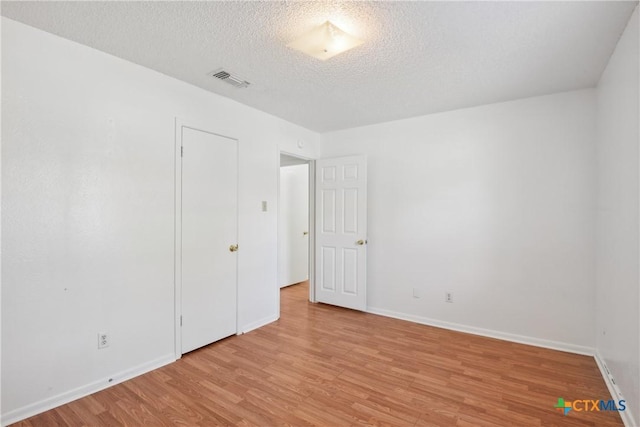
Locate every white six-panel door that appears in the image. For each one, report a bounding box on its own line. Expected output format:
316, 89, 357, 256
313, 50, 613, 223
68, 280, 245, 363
315, 155, 367, 311
180, 126, 238, 354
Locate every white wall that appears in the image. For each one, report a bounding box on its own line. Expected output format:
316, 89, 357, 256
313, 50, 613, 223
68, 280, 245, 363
595, 6, 639, 425
1, 17, 320, 424
321, 89, 597, 351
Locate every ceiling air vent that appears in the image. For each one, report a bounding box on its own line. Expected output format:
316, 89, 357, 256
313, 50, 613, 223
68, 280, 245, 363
208, 68, 250, 89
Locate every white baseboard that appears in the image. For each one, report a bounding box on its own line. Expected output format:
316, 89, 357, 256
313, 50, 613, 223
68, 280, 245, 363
366, 306, 595, 356
594, 352, 637, 427
1, 354, 175, 427
239, 314, 279, 334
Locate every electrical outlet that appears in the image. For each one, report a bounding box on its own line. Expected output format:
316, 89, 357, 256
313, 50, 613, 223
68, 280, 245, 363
98, 332, 109, 349
445, 292, 453, 303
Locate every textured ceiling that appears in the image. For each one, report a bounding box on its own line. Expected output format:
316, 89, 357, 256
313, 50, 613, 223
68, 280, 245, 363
2, 1, 637, 132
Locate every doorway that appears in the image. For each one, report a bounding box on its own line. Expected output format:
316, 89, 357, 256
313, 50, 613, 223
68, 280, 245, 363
279, 158, 309, 288
277, 153, 368, 316
278, 153, 314, 313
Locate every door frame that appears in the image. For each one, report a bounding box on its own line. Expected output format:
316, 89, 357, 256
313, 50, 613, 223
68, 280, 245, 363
277, 150, 316, 319
174, 117, 239, 360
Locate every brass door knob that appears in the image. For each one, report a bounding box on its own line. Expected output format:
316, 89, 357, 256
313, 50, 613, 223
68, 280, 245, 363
356, 239, 367, 246
303, 231, 309, 236
229, 244, 239, 252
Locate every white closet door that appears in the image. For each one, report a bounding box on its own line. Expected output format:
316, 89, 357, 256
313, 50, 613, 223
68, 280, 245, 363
181, 126, 237, 354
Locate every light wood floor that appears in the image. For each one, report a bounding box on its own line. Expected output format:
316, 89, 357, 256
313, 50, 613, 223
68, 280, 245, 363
15, 282, 622, 426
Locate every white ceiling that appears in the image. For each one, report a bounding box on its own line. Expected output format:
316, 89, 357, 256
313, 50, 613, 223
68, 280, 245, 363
2, 1, 637, 132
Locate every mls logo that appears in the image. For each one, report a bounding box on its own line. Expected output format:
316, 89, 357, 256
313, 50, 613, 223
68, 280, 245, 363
554, 398, 572, 415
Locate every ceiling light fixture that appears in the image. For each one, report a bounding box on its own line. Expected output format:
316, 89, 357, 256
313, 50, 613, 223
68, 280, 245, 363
287, 21, 363, 61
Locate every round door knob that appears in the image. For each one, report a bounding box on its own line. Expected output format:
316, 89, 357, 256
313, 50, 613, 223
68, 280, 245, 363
229, 244, 239, 252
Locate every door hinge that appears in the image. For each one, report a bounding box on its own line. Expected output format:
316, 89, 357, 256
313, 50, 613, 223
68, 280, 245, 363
181, 146, 183, 157
180, 315, 183, 326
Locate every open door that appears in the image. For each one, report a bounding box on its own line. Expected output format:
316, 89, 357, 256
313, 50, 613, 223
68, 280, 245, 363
315, 155, 367, 311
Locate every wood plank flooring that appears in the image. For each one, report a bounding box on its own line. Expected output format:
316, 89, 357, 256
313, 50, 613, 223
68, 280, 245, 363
14, 282, 623, 426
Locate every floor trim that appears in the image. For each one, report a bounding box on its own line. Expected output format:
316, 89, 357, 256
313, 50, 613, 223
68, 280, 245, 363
1, 354, 175, 427
367, 306, 595, 356
239, 314, 279, 334
594, 351, 636, 427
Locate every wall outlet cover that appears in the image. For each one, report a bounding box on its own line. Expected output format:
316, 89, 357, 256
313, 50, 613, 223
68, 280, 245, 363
98, 332, 109, 349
